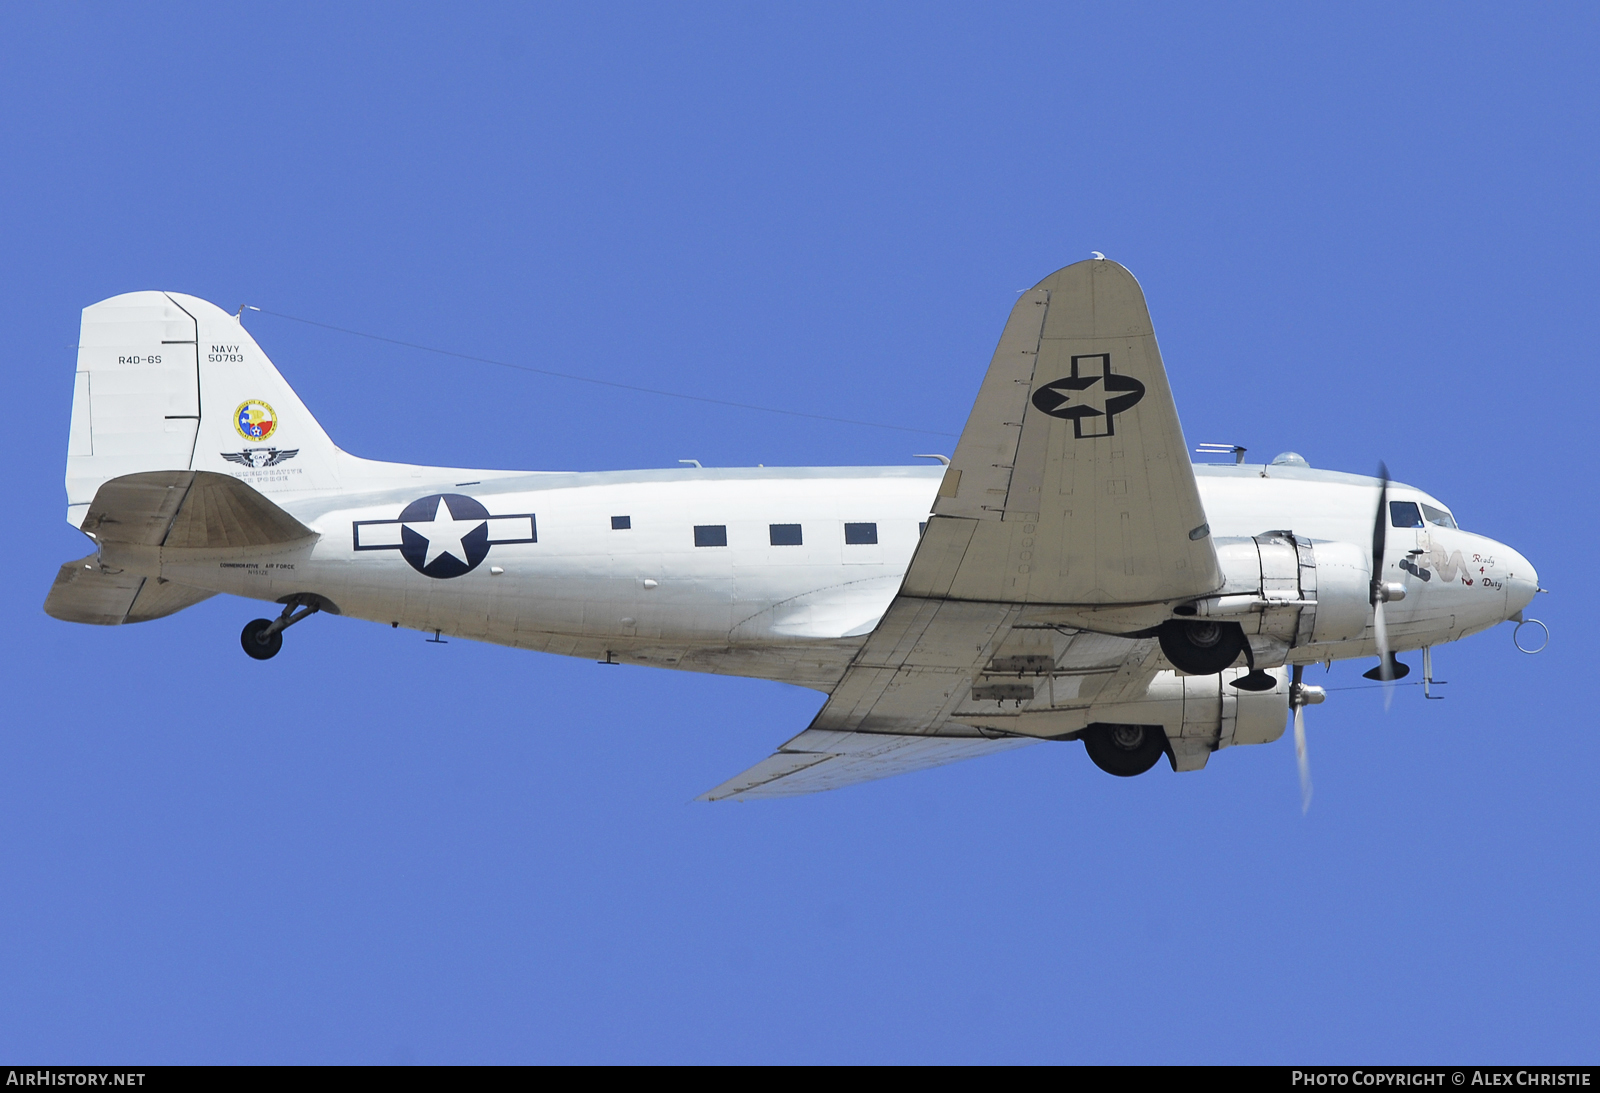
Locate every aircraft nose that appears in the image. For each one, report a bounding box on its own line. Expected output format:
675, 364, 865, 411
1503, 545, 1539, 618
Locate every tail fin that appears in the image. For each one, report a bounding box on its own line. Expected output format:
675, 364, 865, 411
66, 291, 341, 528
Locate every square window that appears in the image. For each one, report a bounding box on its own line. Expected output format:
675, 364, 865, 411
769, 523, 802, 546
1389, 501, 1424, 529
844, 522, 878, 545
611, 515, 631, 530
693, 524, 728, 547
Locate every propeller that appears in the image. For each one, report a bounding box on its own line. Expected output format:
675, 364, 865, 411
1371, 462, 1391, 682
1362, 461, 1410, 689
1290, 663, 1326, 814
1288, 460, 1389, 810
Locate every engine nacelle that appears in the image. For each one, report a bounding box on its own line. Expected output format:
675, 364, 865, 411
1090, 666, 1291, 770
1186, 533, 1370, 662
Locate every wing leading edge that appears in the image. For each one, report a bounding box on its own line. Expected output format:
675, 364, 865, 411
704, 259, 1218, 801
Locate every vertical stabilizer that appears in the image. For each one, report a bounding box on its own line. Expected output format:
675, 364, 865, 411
66, 292, 342, 528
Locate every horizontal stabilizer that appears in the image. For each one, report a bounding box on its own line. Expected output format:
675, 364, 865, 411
45, 555, 215, 626
81, 470, 314, 548
698, 728, 1036, 801
47, 470, 316, 627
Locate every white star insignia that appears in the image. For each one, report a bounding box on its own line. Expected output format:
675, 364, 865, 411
1044, 376, 1120, 416
404, 495, 486, 568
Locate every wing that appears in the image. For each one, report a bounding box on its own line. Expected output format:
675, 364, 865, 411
264, 449, 299, 467
698, 728, 1036, 801
702, 259, 1213, 800
701, 596, 1163, 800
929, 257, 1222, 609
221, 451, 251, 466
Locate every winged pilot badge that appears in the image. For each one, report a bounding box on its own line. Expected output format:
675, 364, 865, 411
221, 447, 300, 469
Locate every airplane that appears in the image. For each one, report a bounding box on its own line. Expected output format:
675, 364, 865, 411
45, 258, 1541, 802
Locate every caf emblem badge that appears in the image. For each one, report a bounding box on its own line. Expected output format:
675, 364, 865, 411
234, 399, 278, 442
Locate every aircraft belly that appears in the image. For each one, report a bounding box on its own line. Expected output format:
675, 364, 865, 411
730, 566, 901, 641
314, 559, 866, 681
218, 527, 877, 669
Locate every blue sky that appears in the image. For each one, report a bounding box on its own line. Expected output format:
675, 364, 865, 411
1, 4, 1593, 1063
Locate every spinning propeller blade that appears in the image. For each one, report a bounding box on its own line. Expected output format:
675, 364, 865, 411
1292, 664, 1312, 814
1370, 462, 1394, 687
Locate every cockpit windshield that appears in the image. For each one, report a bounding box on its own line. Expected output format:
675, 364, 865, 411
1391, 500, 1458, 529
1421, 503, 1457, 529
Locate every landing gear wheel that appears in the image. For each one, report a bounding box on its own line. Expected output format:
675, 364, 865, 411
240, 618, 283, 660
1158, 619, 1245, 675
1082, 723, 1167, 777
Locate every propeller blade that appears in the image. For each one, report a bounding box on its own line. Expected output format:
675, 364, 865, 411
1370, 461, 1394, 687
1371, 460, 1389, 591
1375, 598, 1396, 708
1374, 597, 1390, 679
1291, 665, 1312, 813
1295, 705, 1311, 813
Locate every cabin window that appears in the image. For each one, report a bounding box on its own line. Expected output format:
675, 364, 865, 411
694, 525, 728, 547
1389, 501, 1424, 529
1420, 503, 1457, 529
844, 522, 878, 545
769, 523, 802, 546
611, 515, 631, 530
919, 522, 927, 536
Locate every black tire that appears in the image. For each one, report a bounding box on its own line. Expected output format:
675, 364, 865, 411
1082, 723, 1167, 777
240, 618, 283, 660
1158, 619, 1245, 675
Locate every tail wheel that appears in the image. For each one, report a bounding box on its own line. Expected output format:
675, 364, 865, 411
1082, 723, 1167, 777
1158, 619, 1245, 675
240, 618, 283, 660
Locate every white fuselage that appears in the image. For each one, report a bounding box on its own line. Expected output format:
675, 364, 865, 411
151, 458, 1538, 689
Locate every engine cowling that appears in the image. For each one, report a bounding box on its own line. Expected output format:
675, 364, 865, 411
1088, 665, 1291, 770
1184, 533, 1370, 662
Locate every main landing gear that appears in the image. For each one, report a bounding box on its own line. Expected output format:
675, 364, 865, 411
240, 595, 325, 660
1157, 619, 1244, 675
1082, 723, 1168, 777
1157, 618, 1279, 691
